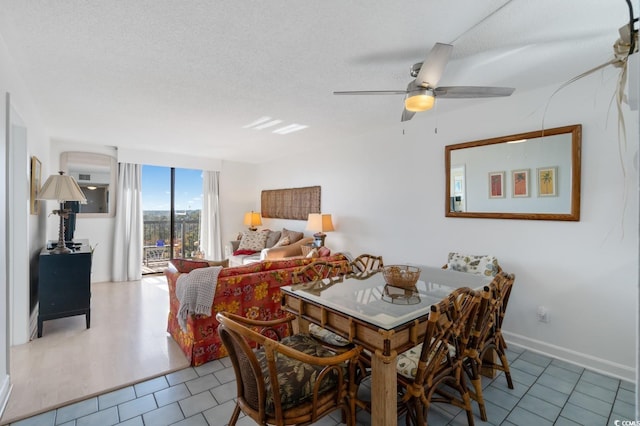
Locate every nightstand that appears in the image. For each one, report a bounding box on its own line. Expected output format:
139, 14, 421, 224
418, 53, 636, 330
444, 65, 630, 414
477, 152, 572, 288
37, 239, 92, 337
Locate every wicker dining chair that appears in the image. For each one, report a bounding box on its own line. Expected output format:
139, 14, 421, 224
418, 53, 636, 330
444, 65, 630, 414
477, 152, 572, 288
291, 260, 342, 284
355, 287, 480, 426
459, 285, 495, 421
349, 254, 384, 274
291, 261, 353, 348
216, 311, 362, 426
479, 271, 516, 389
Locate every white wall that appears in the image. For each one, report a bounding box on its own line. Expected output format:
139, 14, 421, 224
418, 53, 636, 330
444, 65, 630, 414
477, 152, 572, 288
219, 160, 260, 244
255, 69, 639, 381
0, 33, 51, 415
1, 37, 49, 348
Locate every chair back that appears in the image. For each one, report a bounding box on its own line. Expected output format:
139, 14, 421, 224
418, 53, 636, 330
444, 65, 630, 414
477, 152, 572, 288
349, 254, 384, 274
217, 311, 360, 426
291, 260, 341, 284
482, 271, 516, 391
413, 287, 480, 386
446, 287, 481, 360
466, 286, 495, 356
490, 272, 515, 332
217, 313, 271, 421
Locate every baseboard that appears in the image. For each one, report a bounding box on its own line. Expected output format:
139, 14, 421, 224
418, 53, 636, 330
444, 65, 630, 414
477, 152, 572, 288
503, 331, 636, 382
0, 375, 12, 420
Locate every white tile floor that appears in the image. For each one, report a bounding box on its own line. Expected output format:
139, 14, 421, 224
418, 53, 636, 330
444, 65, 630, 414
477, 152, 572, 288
1, 276, 189, 424
9, 345, 636, 426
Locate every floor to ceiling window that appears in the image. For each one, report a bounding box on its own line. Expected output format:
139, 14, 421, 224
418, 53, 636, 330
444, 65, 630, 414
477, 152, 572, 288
141, 165, 203, 273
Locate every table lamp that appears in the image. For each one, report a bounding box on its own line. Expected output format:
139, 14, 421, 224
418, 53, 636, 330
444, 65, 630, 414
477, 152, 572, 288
243, 211, 262, 231
38, 171, 87, 254
306, 213, 335, 247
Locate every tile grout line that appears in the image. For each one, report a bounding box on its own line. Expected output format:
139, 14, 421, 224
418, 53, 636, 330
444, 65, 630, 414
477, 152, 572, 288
10, 348, 631, 426
494, 350, 527, 426
493, 350, 578, 425
519, 361, 580, 426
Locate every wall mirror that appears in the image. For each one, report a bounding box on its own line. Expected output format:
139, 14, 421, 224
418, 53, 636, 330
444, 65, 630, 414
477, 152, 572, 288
445, 124, 581, 221
60, 152, 117, 217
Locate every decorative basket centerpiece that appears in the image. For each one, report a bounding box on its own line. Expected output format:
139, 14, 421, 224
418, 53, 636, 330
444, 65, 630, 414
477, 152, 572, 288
382, 265, 421, 289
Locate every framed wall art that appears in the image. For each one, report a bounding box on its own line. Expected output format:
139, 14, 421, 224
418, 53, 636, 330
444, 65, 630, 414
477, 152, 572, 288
30, 156, 42, 215
261, 185, 321, 220
537, 166, 558, 197
488, 171, 505, 198
512, 169, 530, 198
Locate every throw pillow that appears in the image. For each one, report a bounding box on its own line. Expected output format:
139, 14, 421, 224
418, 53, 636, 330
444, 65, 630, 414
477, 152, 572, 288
265, 230, 282, 248
281, 228, 304, 244
233, 249, 257, 256
318, 246, 331, 257
446, 252, 499, 277
300, 244, 315, 257
272, 236, 290, 248
207, 259, 229, 268
305, 248, 319, 258
237, 230, 269, 251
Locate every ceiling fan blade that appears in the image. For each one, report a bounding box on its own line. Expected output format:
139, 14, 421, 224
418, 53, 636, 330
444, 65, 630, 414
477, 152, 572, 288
333, 90, 408, 95
401, 108, 416, 122
433, 86, 515, 98
415, 43, 453, 88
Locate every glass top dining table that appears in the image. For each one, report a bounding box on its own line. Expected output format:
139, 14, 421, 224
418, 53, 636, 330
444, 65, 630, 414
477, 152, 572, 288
280, 265, 493, 426
282, 265, 492, 330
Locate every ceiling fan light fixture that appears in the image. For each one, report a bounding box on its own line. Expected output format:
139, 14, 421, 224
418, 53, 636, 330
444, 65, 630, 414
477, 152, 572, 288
404, 89, 434, 112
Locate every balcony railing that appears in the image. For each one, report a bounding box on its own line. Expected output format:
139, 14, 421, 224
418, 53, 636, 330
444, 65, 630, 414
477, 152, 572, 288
143, 219, 200, 270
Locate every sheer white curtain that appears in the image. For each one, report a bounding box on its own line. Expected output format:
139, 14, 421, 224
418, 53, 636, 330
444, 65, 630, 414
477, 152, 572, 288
112, 163, 143, 281
200, 170, 223, 260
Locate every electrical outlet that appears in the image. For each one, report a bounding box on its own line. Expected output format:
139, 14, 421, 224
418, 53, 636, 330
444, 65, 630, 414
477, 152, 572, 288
537, 306, 549, 323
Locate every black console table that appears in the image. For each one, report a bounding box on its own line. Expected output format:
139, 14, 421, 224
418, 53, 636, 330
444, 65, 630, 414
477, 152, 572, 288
38, 239, 92, 337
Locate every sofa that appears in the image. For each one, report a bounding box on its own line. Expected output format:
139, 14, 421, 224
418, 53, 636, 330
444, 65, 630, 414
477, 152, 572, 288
165, 253, 350, 366
226, 228, 318, 267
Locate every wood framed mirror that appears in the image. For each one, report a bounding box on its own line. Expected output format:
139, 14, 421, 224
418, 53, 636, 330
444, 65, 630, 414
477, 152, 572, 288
445, 124, 581, 221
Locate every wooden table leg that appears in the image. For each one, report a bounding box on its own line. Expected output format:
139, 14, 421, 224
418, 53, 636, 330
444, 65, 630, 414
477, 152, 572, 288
293, 316, 309, 334
481, 349, 497, 378
371, 349, 398, 426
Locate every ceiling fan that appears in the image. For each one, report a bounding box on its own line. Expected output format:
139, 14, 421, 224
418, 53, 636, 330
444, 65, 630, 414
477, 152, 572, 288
334, 42, 515, 122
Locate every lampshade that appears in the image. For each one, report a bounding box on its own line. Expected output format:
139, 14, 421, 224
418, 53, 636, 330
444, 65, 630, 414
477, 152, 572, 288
38, 171, 87, 203
243, 211, 262, 230
306, 213, 335, 233
404, 89, 435, 112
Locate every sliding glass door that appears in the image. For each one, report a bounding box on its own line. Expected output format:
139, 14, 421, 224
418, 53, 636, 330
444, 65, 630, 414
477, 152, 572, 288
141, 165, 202, 273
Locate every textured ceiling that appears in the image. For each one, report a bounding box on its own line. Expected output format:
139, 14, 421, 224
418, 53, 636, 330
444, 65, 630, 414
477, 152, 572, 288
0, 0, 634, 163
